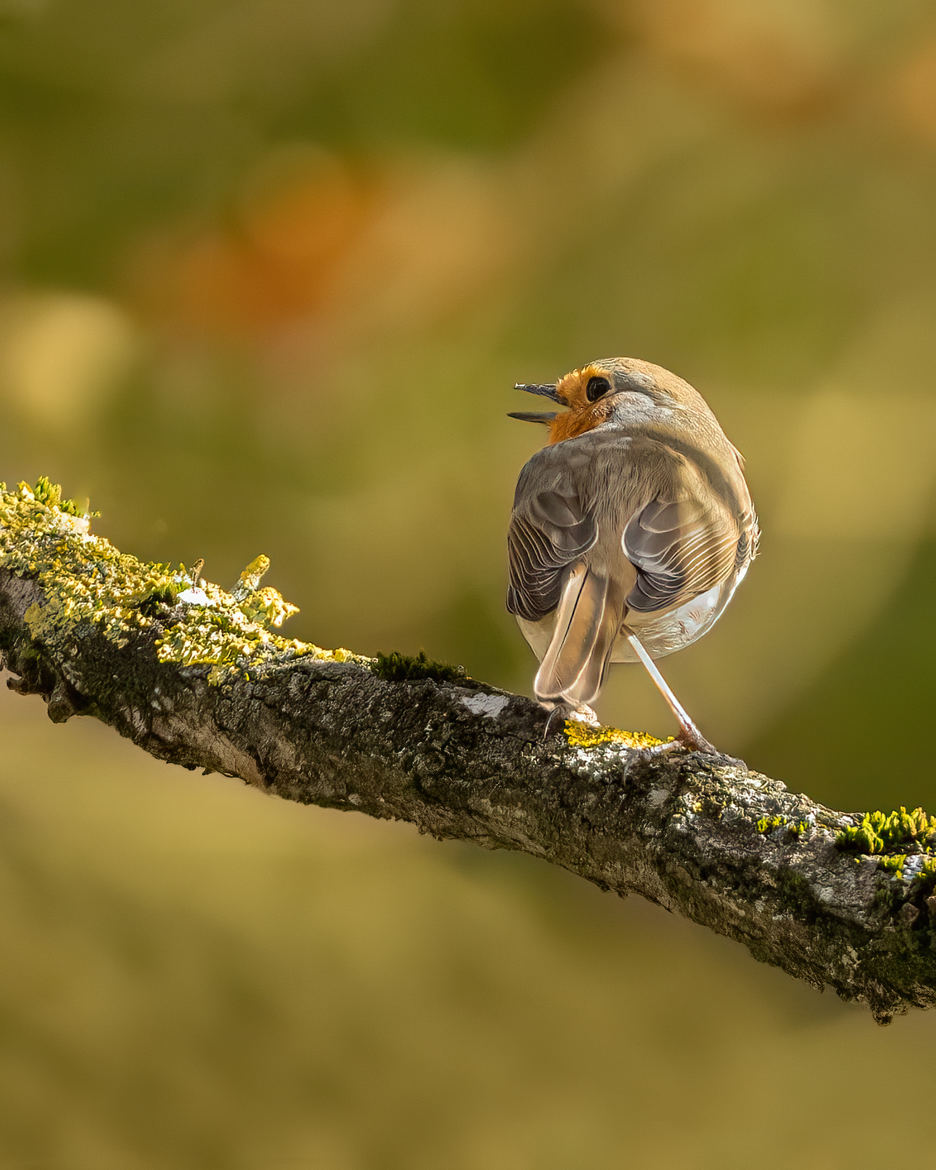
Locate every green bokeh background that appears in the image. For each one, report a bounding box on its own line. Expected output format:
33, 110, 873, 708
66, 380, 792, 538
2, 1, 936, 1165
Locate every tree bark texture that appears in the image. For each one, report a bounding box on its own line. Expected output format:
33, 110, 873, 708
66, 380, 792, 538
2, 480, 935, 1025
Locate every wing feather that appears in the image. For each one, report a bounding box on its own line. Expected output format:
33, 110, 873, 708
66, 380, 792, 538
623, 492, 743, 614
506, 451, 598, 623
508, 434, 757, 626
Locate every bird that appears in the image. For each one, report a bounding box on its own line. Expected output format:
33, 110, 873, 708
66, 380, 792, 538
506, 357, 758, 752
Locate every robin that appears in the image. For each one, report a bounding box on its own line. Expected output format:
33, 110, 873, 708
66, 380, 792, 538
507, 357, 758, 752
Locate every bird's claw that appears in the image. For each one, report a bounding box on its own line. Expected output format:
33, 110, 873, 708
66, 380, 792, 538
642, 727, 719, 756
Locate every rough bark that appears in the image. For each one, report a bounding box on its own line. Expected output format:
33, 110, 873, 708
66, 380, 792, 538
2, 482, 935, 1025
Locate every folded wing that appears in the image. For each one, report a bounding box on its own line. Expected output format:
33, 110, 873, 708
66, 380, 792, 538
623, 455, 755, 614
506, 450, 598, 623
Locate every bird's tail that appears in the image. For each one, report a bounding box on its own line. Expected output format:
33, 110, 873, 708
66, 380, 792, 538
534, 564, 627, 710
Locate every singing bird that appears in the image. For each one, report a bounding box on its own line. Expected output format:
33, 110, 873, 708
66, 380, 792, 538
506, 357, 758, 751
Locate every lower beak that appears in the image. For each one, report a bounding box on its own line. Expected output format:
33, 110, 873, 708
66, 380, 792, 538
507, 411, 556, 425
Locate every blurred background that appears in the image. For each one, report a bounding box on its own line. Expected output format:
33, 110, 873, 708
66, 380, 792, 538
2, 0, 936, 1165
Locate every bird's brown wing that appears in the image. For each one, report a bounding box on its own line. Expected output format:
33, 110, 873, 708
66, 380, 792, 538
506, 446, 597, 622
623, 491, 745, 614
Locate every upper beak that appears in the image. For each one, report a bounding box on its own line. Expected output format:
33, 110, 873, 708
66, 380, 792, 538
508, 382, 561, 424
514, 382, 562, 403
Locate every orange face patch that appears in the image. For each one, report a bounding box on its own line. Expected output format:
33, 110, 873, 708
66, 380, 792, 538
547, 365, 612, 444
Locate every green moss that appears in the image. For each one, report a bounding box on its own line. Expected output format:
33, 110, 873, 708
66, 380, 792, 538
835, 807, 936, 856
835, 807, 936, 901
30, 475, 95, 518
371, 650, 466, 685
777, 868, 819, 924
138, 585, 180, 617
0, 478, 365, 685
876, 854, 936, 884
756, 814, 809, 840
877, 855, 909, 881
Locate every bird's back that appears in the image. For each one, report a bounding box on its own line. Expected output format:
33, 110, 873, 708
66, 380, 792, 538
508, 413, 756, 705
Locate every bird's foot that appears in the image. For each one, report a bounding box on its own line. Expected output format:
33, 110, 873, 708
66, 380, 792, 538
541, 702, 599, 739
565, 703, 599, 725
642, 725, 719, 756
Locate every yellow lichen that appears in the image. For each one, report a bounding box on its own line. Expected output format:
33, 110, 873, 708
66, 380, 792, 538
235, 585, 300, 628
563, 722, 666, 751
233, 554, 271, 597
0, 478, 369, 684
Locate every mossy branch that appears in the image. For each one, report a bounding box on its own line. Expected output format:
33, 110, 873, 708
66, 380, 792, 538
2, 479, 936, 1025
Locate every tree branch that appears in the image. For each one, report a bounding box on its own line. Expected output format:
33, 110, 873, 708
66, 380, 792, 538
2, 478, 935, 1025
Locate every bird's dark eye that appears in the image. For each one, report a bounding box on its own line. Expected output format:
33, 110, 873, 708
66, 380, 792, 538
585, 375, 611, 402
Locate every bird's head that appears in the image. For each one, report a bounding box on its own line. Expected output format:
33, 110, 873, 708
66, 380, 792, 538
510, 357, 711, 444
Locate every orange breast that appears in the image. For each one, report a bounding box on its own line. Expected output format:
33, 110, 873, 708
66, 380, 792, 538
548, 401, 609, 444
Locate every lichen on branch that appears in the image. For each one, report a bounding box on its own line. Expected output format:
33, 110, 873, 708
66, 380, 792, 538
3, 477, 936, 1025
0, 477, 360, 683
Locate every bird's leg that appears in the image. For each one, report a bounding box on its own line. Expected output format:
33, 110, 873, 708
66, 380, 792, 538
622, 629, 716, 753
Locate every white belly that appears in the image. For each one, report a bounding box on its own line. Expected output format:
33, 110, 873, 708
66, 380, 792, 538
611, 578, 735, 659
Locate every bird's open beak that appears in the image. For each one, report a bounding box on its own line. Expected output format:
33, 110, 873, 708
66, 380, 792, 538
508, 382, 561, 424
